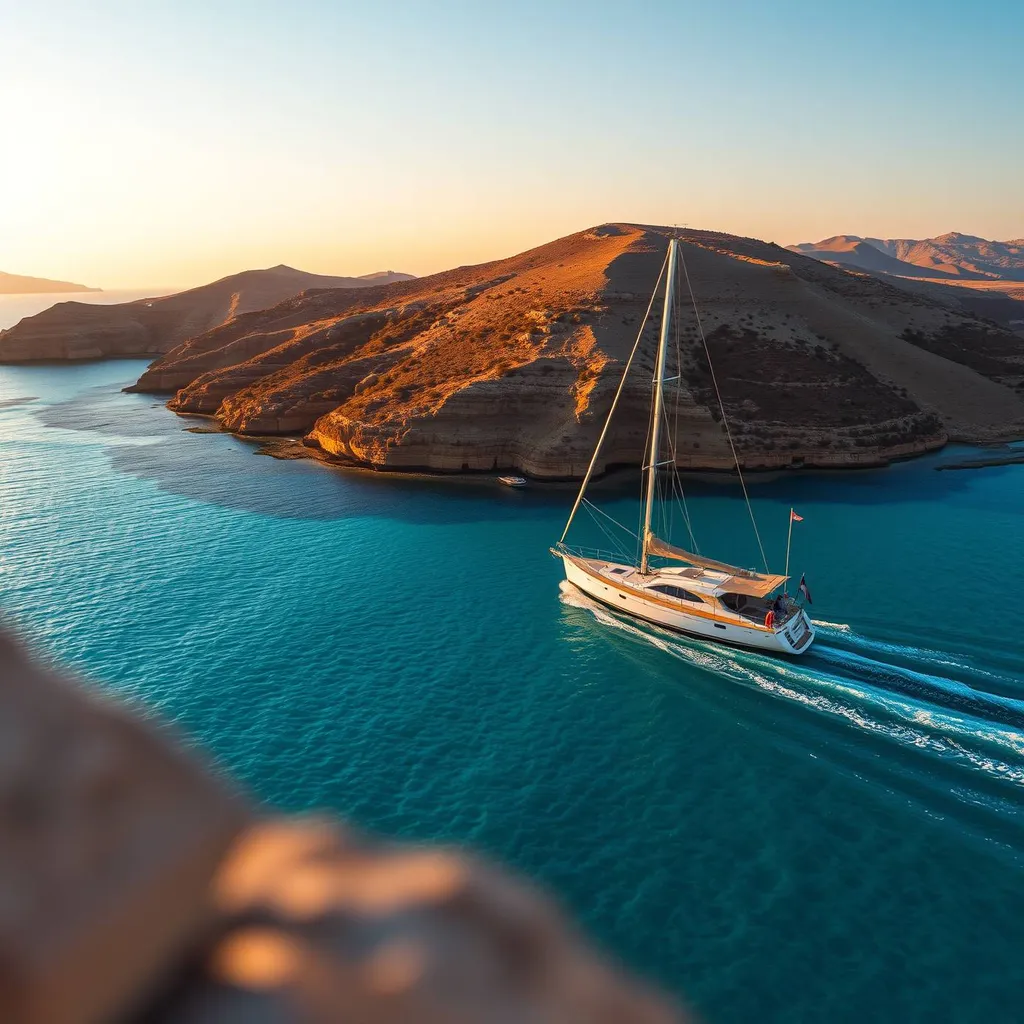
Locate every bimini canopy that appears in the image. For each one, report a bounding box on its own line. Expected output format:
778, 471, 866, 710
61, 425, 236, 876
720, 573, 789, 598
645, 532, 787, 598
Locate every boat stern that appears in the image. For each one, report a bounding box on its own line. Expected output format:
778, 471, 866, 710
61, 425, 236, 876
777, 609, 815, 654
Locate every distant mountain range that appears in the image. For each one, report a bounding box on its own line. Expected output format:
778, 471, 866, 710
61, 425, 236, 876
357, 270, 417, 283
787, 233, 1024, 332
0, 271, 99, 295
0, 265, 415, 361
787, 232, 1024, 282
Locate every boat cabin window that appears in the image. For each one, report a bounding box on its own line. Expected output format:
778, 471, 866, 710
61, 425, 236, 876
648, 584, 705, 603
609, 567, 629, 575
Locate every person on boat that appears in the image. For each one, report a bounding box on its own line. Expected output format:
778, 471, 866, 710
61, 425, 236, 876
772, 594, 787, 620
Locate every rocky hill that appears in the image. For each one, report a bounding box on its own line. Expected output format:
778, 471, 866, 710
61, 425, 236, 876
789, 233, 1024, 282
874, 233, 1024, 281
0, 270, 98, 294
788, 233, 1024, 332
358, 270, 417, 283
0, 266, 414, 361
126, 224, 1024, 478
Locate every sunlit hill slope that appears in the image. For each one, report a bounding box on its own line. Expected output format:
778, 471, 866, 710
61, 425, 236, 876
117, 224, 1024, 476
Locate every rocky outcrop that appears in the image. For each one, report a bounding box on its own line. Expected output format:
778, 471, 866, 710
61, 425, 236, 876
159, 817, 680, 1023
123, 224, 1024, 477
0, 630, 683, 1024
0, 266, 414, 363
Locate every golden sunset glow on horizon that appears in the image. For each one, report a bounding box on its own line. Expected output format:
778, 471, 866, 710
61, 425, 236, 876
2, 1, 1022, 290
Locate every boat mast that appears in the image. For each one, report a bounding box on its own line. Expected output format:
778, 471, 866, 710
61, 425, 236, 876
640, 237, 678, 575
556, 250, 670, 547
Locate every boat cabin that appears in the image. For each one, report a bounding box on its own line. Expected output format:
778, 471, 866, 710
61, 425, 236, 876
598, 561, 795, 627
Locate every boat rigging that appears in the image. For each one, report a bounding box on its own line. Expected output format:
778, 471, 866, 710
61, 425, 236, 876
552, 235, 815, 656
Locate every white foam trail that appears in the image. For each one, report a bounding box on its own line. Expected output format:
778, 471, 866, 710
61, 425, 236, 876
749, 642, 1024, 754
789, 656, 1024, 759
559, 582, 742, 676
812, 619, 852, 632
559, 581, 1024, 786
817, 636, 1023, 695
558, 579, 603, 612
814, 617, 1019, 688
816, 644, 1022, 704
820, 623, 960, 664
719, 653, 1024, 784
559, 581, 710, 665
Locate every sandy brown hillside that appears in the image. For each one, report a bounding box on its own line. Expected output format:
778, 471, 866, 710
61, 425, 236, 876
0, 266, 414, 362
0, 270, 98, 294
127, 224, 1024, 478
858, 276, 1024, 336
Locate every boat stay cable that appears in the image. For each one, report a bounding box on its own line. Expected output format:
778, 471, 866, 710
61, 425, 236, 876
557, 249, 670, 546
676, 242, 770, 574
559, 234, 771, 579
639, 238, 678, 574
582, 497, 638, 539
581, 499, 635, 561
668, 255, 700, 553
644, 246, 699, 555
661, 389, 699, 552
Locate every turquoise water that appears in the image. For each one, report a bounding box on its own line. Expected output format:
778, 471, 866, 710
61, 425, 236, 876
2, 361, 1024, 1022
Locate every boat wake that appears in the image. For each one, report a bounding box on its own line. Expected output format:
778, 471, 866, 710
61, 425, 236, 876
559, 581, 1024, 797
811, 618, 852, 633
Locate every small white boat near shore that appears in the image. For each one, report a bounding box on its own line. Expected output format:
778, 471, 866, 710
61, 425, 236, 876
498, 475, 527, 488
552, 236, 815, 657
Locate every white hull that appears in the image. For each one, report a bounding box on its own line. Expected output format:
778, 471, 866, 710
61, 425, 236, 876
561, 554, 815, 656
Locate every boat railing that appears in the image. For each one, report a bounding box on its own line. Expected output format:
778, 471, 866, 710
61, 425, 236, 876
553, 543, 635, 564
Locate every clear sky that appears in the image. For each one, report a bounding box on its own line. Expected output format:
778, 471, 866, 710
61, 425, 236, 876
2, 0, 1022, 288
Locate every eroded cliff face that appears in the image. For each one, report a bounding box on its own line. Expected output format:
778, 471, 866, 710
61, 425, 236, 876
124, 225, 1024, 476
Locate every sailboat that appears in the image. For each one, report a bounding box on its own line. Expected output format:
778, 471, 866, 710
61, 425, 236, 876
552, 236, 816, 656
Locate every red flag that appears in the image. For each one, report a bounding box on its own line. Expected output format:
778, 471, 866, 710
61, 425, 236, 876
791, 510, 803, 522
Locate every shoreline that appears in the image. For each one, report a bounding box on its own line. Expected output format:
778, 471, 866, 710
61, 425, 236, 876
171, 408, 1024, 483
934, 450, 1024, 471
223, 426, 1021, 484
116, 385, 1024, 483
0, 351, 165, 366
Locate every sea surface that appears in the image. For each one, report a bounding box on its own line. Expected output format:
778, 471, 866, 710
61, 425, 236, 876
2, 361, 1023, 1022
0, 288, 181, 331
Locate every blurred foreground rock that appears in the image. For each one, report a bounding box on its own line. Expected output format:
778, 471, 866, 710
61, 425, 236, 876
0, 632, 248, 1024
0, 632, 681, 1023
